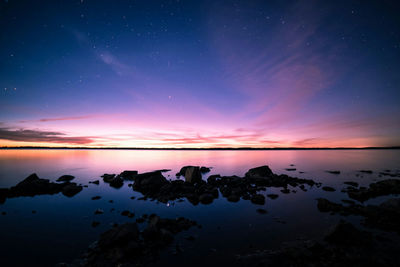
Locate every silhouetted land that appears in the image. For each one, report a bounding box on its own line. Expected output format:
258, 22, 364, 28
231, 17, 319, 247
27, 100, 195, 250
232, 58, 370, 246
1, 146, 399, 150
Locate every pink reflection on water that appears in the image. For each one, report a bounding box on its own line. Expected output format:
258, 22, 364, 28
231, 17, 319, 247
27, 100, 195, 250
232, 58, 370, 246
0, 149, 399, 187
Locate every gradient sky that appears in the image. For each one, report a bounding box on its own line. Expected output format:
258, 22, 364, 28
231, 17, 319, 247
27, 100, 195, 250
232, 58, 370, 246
1, 0, 400, 148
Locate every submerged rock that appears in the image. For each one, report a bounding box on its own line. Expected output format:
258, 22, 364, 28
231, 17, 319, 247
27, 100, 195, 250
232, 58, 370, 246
322, 186, 336, 192
251, 194, 265, 205
346, 179, 400, 202
57, 175, 75, 182
69, 215, 198, 266
326, 170, 341, 174
62, 183, 83, 197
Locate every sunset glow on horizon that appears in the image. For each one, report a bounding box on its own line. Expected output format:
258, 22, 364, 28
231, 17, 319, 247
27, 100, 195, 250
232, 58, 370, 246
1, 0, 400, 148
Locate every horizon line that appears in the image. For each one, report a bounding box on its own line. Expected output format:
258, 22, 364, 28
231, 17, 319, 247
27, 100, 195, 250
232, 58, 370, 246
1, 146, 400, 150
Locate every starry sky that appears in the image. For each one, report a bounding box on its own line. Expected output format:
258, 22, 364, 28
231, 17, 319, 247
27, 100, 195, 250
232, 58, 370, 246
1, 0, 400, 148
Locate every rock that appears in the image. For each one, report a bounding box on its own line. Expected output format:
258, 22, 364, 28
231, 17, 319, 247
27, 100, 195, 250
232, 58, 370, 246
245, 165, 273, 178
89, 180, 100, 185
322, 186, 336, 192
251, 194, 265, 205
227, 194, 240, 202
94, 209, 104, 215
347, 179, 400, 202
119, 170, 138, 180
61, 183, 83, 197
56, 175, 75, 182
280, 188, 290, 194
91, 221, 100, 227
184, 166, 202, 184
359, 170, 373, 174
102, 174, 116, 183
133, 171, 168, 194
326, 170, 340, 174
199, 193, 214, 204
200, 166, 211, 173
91, 196, 101, 200
256, 208, 267, 214
267, 194, 279, 199
344, 181, 358, 187
109, 176, 124, 188
285, 168, 296, 171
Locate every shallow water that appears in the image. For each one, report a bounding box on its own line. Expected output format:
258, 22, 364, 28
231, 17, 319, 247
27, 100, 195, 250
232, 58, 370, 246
0, 149, 399, 266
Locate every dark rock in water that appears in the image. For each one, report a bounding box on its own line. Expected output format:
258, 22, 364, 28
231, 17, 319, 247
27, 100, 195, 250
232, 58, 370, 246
344, 181, 358, 187
1, 211, 6, 215
326, 170, 341, 174
238, 220, 398, 267
256, 208, 267, 214
285, 168, 296, 171
280, 188, 290, 194
0, 173, 84, 202
57, 175, 75, 182
32, 210, 36, 214
267, 194, 279, 199
325, 220, 372, 246
89, 180, 100, 185
199, 193, 214, 204
200, 166, 211, 173
341, 199, 355, 205
61, 183, 83, 197
127, 165, 316, 206
121, 210, 134, 217
72, 216, 197, 266
101, 174, 116, 183
322, 186, 336, 192
317, 197, 400, 233
91, 196, 101, 200
317, 198, 345, 213
359, 170, 373, 174
109, 176, 124, 188
130, 196, 135, 200
251, 194, 265, 205
119, 170, 138, 180
91, 221, 100, 227
184, 166, 202, 184
227, 194, 240, 202
245, 165, 273, 178
132, 171, 168, 194
94, 209, 104, 215
346, 179, 400, 202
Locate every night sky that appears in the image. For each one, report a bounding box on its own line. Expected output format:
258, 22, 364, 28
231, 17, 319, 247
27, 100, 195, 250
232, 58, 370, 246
1, 0, 399, 148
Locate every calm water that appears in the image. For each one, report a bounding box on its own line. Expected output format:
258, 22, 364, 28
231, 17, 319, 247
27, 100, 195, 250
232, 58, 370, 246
0, 149, 399, 266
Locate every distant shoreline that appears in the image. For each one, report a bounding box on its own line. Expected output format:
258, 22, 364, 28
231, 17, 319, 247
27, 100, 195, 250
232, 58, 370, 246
0, 146, 399, 150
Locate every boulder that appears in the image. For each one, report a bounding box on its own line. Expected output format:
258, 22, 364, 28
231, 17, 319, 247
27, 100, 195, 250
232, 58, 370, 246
245, 166, 273, 178
251, 194, 265, 205
119, 170, 138, 180
184, 166, 202, 184
61, 183, 83, 197
56, 175, 75, 182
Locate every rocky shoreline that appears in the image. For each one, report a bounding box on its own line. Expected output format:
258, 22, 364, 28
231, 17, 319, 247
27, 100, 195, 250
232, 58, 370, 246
1, 165, 400, 266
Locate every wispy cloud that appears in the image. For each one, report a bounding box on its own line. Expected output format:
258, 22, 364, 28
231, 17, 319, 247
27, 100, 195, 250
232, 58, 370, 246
18, 115, 95, 123
0, 127, 93, 145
